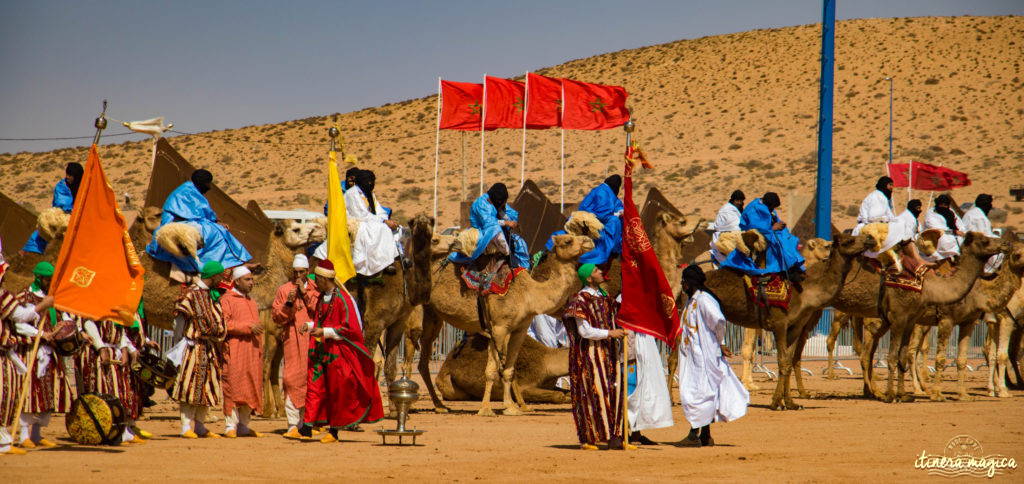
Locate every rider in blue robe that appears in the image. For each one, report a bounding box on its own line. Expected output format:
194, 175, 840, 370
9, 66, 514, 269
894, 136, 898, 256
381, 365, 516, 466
145, 169, 252, 273
448, 183, 529, 269
720, 192, 805, 276
545, 175, 623, 265
22, 162, 82, 254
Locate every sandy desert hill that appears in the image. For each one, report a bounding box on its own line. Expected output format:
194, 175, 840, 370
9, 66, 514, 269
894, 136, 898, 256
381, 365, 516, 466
2, 15, 1022, 234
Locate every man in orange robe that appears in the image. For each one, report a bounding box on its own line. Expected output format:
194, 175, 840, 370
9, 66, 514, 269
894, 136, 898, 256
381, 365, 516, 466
220, 266, 264, 438
273, 254, 317, 439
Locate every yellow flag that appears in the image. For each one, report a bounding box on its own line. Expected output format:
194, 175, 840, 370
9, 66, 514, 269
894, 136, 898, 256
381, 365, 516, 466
327, 149, 356, 283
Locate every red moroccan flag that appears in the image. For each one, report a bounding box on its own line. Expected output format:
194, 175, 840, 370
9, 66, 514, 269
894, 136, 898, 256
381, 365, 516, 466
887, 163, 911, 187
889, 161, 970, 191
439, 80, 484, 131
525, 73, 562, 129
561, 79, 629, 130
616, 142, 680, 347
484, 76, 526, 129
51, 145, 145, 325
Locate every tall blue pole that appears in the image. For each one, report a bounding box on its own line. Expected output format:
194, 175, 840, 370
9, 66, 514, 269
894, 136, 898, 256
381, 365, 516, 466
814, 0, 836, 240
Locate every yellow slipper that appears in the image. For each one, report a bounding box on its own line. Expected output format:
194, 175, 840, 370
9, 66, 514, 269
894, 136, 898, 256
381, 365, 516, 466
224, 430, 238, 439
132, 427, 153, 439
580, 443, 599, 451
18, 439, 36, 449
129, 435, 146, 444
245, 430, 263, 438
282, 427, 302, 440
202, 431, 221, 439
4, 447, 28, 455
36, 439, 57, 448
319, 434, 337, 443
181, 430, 199, 439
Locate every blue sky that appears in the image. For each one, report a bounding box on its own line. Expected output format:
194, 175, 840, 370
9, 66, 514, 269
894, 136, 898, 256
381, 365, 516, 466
1, 0, 1020, 153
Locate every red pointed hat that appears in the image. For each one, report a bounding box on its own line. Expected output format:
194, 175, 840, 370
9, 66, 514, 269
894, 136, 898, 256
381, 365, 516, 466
314, 259, 336, 279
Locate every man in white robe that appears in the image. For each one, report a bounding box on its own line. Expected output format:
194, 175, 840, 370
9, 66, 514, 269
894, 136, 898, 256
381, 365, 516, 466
922, 194, 965, 262
894, 199, 923, 240
676, 265, 748, 447
709, 190, 744, 264
336, 170, 400, 276
962, 193, 1002, 274
528, 314, 568, 348
626, 330, 673, 445
852, 177, 904, 257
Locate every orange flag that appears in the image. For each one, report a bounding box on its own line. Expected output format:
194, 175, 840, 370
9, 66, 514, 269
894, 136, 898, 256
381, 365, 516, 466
51, 145, 144, 325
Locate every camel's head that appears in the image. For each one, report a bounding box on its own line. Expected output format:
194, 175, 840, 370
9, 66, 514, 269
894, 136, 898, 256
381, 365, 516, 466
37, 207, 70, 242
140, 206, 163, 234
835, 232, 878, 257
550, 234, 592, 261
1005, 241, 1024, 272
800, 238, 832, 266
274, 219, 320, 249
659, 212, 702, 242
408, 213, 435, 235
963, 231, 1005, 260
308, 217, 328, 244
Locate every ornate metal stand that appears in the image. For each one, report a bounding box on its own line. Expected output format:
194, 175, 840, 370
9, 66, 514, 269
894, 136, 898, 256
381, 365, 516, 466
375, 378, 425, 446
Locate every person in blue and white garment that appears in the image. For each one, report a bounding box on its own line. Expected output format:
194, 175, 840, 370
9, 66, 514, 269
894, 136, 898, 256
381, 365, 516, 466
448, 183, 529, 269
545, 176, 623, 266
145, 169, 253, 274
21, 162, 82, 254
719, 192, 805, 278
921, 194, 965, 263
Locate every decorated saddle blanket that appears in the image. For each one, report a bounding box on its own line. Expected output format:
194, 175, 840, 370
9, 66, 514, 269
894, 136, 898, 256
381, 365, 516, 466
867, 258, 929, 292
460, 260, 525, 296
742, 273, 791, 310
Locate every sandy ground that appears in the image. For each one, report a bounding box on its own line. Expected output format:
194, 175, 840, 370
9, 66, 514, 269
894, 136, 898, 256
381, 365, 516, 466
2, 359, 1022, 482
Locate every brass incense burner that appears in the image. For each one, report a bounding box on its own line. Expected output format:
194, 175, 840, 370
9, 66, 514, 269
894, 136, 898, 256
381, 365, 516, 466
375, 377, 425, 445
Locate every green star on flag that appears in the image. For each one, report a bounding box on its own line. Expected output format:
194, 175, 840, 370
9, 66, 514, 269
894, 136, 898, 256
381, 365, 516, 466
513, 97, 524, 113
589, 97, 607, 113
469, 102, 482, 115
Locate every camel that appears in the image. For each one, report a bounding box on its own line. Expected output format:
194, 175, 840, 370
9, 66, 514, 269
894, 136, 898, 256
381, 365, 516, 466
703, 230, 879, 409
905, 240, 1024, 401
1, 208, 73, 291
987, 282, 1024, 395
344, 214, 433, 411
436, 334, 570, 404
416, 233, 591, 416
735, 237, 835, 391
827, 232, 1004, 403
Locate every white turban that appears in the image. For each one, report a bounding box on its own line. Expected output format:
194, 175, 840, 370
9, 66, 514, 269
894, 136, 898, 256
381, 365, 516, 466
292, 254, 309, 269
232, 266, 252, 280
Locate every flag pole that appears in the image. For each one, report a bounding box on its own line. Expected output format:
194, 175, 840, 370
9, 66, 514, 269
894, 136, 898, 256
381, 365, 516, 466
521, 72, 528, 188
433, 77, 442, 230
620, 117, 634, 449
480, 73, 487, 196
560, 82, 565, 212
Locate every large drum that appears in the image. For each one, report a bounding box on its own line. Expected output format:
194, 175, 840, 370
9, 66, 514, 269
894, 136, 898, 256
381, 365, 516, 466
66, 393, 127, 445
51, 318, 84, 357
130, 348, 176, 390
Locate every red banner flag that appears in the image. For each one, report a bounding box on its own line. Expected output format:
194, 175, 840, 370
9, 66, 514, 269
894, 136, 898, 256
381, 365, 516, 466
51, 145, 145, 325
562, 79, 629, 130
616, 142, 680, 347
440, 80, 485, 131
484, 76, 526, 129
525, 73, 562, 129
888, 161, 970, 191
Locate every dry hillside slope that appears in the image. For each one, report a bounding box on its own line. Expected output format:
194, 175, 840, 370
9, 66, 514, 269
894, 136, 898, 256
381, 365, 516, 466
2, 15, 1022, 233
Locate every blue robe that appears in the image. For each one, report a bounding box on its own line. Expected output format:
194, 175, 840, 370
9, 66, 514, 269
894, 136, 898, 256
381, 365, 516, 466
22, 179, 75, 254
145, 181, 252, 272
449, 194, 529, 268
719, 198, 805, 275
546, 183, 623, 265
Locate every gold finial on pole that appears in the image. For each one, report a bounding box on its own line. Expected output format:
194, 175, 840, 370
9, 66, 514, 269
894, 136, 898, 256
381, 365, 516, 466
329, 125, 340, 152
623, 109, 635, 147
93, 99, 108, 145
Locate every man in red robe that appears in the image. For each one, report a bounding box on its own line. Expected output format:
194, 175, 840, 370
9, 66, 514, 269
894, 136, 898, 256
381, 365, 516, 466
273, 254, 317, 439
297, 260, 383, 443
220, 266, 264, 438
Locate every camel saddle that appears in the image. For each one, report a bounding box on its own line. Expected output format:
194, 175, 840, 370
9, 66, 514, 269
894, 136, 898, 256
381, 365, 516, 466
742, 274, 792, 310
867, 257, 929, 292
459, 259, 524, 297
